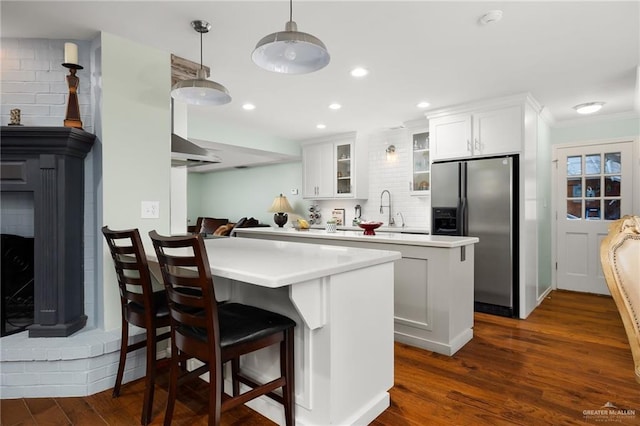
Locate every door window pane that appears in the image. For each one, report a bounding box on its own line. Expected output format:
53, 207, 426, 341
567, 156, 582, 176
604, 176, 621, 196
584, 177, 600, 197
604, 152, 621, 173
585, 200, 601, 220
604, 199, 621, 220
567, 200, 582, 219
567, 178, 582, 197
585, 154, 601, 175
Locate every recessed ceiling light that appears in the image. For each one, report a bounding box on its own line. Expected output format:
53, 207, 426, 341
573, 102, 605, 115
479, 10, 503, 25
242, 103, 256, 111
350, 67, 369, 78
316, 123, 326, 129
417, 101, 430, 109
329, 103, 342, 110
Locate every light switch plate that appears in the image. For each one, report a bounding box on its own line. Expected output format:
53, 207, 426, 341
141, 201, 160, 219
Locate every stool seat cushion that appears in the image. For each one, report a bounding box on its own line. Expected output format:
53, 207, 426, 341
179, 303, 295, 348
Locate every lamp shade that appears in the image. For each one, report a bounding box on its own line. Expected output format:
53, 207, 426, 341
268, 194, 294, 213
171, 69, 231, 106
252, 21, 330, 74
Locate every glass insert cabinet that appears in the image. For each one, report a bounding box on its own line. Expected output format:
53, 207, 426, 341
566, 151, 622, 220
411, 131, 430, 195
336, 143, 352, 195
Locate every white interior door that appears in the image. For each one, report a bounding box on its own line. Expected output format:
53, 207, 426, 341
555, 141, 634, 294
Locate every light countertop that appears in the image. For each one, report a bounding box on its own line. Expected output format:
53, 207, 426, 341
234, 227, 479, 248
195, 237, 401, 288
311, 225, 430, 234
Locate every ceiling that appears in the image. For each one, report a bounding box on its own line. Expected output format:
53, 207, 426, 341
2, 1, 639, 148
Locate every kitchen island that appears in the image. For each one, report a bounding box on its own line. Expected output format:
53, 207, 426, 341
152, 236, 401, 426
234, 227, 479, 356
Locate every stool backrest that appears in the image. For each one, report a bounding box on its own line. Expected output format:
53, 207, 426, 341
102, 226, 156, 320
149, 231, 221, 360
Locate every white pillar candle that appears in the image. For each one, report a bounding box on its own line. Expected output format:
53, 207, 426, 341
64, 42, 78, 65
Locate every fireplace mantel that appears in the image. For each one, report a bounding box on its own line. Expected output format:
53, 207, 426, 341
1, 126, 95, 337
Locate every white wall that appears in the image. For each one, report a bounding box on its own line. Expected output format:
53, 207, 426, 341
0, 38, 98, 327
100, 32, 171, 330
0, 38, 93, 132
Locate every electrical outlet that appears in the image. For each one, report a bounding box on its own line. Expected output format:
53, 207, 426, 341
290, 188, 298, 195
141, 201, 160, 219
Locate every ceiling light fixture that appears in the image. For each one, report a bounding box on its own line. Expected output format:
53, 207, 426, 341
171, 20, 231, 106
252, 0, 330, 74
316, 123, 326, 129
242, 103, 256, 110
573, 102, 605, 115
350, 67, 369, 78
417, 101, 430, 109
329, 103, 341, 110
479, 10, 503, 25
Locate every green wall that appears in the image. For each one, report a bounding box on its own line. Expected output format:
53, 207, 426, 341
538, 114, 640, 296
101, 32, 171, 330
189, 162, 306, 226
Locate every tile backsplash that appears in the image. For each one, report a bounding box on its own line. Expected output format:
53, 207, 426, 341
315, 126, 431, 229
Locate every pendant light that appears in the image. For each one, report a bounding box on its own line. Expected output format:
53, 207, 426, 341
252, 0, 330, 74
171, 20, 231, 106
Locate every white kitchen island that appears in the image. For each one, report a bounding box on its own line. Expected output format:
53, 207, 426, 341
174, 237, 401, 426
234, 227, 479, 356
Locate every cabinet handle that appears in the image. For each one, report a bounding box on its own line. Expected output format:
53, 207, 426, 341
474, 138, 480, 152
409, 181, 412, 191
466, 139, 471, 152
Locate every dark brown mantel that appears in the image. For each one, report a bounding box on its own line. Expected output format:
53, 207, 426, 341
1, 126, 95, 337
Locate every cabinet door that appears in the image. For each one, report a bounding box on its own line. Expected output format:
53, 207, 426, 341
335, 143, 353, 196
430, 114, 472, 161
410, 131, 430, 195
302, 143, 333, 198
473, 105, 522, 156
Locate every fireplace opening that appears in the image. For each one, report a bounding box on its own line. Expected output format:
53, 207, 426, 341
1, 234, 34, 336
1, 191, 35, 337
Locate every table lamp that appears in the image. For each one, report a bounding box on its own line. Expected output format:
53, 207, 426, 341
268, 194, 294, 227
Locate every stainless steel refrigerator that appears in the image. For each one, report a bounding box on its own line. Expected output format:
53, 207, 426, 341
431, 155, 519, 318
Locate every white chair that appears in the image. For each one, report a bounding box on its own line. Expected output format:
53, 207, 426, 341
600, 215, 640, 384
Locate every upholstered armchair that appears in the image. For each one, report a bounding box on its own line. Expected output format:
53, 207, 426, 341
600, 215, 640, 384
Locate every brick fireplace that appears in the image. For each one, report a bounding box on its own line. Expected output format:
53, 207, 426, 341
1, 126, 95, 337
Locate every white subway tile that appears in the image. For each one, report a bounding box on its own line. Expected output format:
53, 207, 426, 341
1, 81, 49, 93
35, 70, 66, 82
1, 59, 21, 71
35, 93, 65, 104
3, 373, 39, 386
21, 59, 52, 71
2, 70, 36, 82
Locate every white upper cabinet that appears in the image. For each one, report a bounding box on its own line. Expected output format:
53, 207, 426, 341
430, 114, 472, 160
302, 142, 334, 198
302, 133, 368, 200
430, 102, 523, 161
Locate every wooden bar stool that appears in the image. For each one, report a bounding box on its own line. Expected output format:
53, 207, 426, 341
148, 230, 296, 426
102, 226, 171, 425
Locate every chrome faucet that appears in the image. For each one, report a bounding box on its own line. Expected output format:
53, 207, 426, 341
379, 190, 394, 226
397, 212, 405, 227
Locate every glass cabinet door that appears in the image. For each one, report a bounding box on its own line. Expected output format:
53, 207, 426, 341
411, 132, 430, 195
336, 143, 352, 195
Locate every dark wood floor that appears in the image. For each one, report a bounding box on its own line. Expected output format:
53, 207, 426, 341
2, 290, 639, 425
